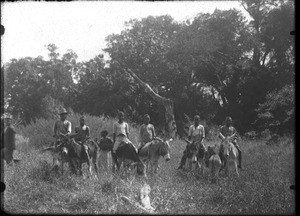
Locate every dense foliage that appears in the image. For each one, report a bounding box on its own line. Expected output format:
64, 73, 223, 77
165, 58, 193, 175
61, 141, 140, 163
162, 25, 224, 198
3, 0, 294, 135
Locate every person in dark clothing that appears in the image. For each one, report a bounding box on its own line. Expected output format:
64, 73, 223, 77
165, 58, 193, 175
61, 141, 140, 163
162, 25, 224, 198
3, 114, 16, 164
98, 130, 113, 151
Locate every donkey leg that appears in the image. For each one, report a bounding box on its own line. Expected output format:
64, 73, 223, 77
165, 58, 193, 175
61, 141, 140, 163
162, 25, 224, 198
200, 161, 204, 176
93, 155, 98, 174
211, 170, 216, 183
79, 163, 83, 176
93, 159, 99, 180
234, 161, 239, 177
225, 164, 229, 177
210, 161, 215, 183
153, 160, 158, 174
87, 160, 93, 177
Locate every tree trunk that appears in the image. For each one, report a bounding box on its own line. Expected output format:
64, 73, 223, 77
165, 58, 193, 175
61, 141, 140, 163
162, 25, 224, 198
125, 68, 177, 139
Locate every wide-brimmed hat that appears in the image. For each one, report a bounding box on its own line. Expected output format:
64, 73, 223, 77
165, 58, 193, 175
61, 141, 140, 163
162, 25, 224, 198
59, 108, 68, 115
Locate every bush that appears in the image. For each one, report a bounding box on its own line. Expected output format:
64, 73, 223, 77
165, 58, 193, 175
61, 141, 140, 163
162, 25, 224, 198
255, 84, 295, 135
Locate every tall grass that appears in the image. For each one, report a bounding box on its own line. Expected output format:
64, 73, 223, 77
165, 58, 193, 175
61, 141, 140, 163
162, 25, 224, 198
3, 115, 295, 214
17, 113, 141, 149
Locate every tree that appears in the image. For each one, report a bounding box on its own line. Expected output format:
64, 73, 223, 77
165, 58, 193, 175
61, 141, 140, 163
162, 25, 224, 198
255, 84, 294, 135
104, 15, 183, 128
167, 9, 253, 129
70, 54, 112, 115
4, 44, 78, 123
4, 57, 48, 122
239, 0, 294, 133
40, 95, 65, 119
125, 68, 176, 138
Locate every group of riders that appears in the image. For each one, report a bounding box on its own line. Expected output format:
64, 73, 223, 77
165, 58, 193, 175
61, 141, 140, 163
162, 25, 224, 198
2, 107, 243, 171
177, 115, 243, 170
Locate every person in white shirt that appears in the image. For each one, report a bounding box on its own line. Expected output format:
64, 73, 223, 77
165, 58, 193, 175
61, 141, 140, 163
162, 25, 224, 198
53, 108, 72, 145
177, 115, 205, 170
112, 111, 133, 153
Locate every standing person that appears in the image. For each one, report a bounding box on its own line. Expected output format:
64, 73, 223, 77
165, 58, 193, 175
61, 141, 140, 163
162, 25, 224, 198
219, 116, 243, 169
98, 130, 113, 169
177, 115, 205, 170
3, 114, 16, 164
53, 108, 72, 145
99, 130, 113, 151
112, 111, 133, 153
138, 114, 156, 154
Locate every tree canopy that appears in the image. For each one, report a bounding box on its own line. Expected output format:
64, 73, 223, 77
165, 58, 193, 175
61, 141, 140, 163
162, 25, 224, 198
3, 0, 294, 136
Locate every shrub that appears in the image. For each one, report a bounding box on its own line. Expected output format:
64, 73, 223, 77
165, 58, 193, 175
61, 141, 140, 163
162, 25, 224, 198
255, 84, 295, 135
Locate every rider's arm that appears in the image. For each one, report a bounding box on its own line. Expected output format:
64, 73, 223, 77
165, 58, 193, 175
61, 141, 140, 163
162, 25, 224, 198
125, 123, 129, 139
233, 127, 237, 136
188, 125, 192, 142
232, 127, 238, 141
86, 126, 90, 138
219, 126, 225, 139
151, 124, 156, 139
66, 121, 72, 135
201, 126, 205, 142
68, 127, 78, 139
113, 123, 117, 143
139, 125, 143, 143
219, 132, 225, 140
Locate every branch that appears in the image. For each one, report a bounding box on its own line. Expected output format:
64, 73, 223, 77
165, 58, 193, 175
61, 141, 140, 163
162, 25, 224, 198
261, 49, 270, 66
125, 68, 173, 106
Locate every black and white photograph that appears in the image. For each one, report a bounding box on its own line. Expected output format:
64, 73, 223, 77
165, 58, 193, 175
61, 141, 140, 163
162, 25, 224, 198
1, 0, 295, 214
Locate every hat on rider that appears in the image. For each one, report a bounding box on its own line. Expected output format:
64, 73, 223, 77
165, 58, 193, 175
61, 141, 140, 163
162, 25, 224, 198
59, 108, 68, 115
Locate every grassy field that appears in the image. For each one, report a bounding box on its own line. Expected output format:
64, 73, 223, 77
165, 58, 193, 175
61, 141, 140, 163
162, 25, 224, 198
2, 115, 295, 214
